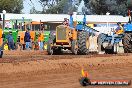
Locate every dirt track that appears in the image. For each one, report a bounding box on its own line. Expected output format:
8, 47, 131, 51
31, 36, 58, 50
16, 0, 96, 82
0, 51, 132, 88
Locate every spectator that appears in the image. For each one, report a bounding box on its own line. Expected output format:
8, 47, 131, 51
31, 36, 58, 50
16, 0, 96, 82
63, 18, 69, 26
38, 32, 44, 50
24, 29, 31, 50
6, 31, 14, 50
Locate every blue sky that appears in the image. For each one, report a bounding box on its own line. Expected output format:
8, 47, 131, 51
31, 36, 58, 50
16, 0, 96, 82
22, 0, 82, 14
22, 0, 42, 13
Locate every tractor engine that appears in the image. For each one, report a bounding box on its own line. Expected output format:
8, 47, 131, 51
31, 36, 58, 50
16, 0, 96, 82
56, 25, 76, 45
47, 24, 78, 55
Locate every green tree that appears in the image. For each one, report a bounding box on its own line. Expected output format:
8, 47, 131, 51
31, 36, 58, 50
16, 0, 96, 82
39, 0, 77, 14
0, 0, 23, 13
30, 6, 42, 14
83, 0, 127, 15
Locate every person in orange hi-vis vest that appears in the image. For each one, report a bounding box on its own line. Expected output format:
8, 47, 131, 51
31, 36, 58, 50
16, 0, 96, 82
38, 32, 44, 50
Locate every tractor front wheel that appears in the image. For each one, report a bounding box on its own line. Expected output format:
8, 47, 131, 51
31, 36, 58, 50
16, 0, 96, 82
47, 39, 53, 55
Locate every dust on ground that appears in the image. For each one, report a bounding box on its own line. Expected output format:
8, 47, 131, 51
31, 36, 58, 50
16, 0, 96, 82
0, 51, 131, 88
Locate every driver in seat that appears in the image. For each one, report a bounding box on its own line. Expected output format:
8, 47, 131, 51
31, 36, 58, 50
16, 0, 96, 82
111, 22, 124, 45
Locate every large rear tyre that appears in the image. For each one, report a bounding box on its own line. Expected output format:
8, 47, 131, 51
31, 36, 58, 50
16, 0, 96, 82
47, 34, 57, 55
78, 31, 90, 55
123, 33, 132, 53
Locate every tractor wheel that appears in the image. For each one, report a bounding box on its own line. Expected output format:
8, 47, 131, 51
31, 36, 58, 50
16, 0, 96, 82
47, 38, 54, 55
2, 41, 8, 50
78, 31, 90, 55
71, 40, 78, 55
53, 48, 62, 55
0, 50, 3, 58
123, 33, 132, 53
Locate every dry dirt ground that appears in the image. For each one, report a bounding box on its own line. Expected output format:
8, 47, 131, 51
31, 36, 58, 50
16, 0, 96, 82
0, 50, 132, 88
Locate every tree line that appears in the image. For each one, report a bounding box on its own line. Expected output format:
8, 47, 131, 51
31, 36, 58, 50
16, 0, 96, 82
0, 0, 130, 15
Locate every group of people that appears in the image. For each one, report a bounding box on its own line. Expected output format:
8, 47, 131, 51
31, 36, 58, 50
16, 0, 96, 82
6, 29, 44, 50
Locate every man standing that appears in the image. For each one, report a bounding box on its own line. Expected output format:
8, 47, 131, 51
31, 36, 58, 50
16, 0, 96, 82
6, 31, 14, 50
24, 29, 31, 50
38, 32, 44, 50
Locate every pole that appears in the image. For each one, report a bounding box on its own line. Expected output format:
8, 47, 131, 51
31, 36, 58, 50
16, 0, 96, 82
24, 22, 26, 31
40, 20, 41, 31
22, 17, 24, 31
31, 22, 32, 31
2, 14, 5, 30
15, 20, 18, 29
106, 12, 110, 34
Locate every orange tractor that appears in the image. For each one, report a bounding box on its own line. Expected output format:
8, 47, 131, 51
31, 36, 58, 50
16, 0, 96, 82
47, 14, 90, 55
17, 22, 37, 50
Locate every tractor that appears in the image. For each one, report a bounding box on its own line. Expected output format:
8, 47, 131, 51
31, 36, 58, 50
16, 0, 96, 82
97, 0, 132, 54
2, 28, 19, 50
47, 13, 96, 55
97, 32, 124, 54
17, 30, 38, 50
17, 21, 39, 50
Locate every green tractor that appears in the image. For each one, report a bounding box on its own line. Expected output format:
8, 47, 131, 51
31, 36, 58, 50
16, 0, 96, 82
2, 28, 19, 50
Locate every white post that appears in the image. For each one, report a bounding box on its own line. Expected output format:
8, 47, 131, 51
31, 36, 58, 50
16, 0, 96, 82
2, 10, 6, 30
106, 12, 110, 34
